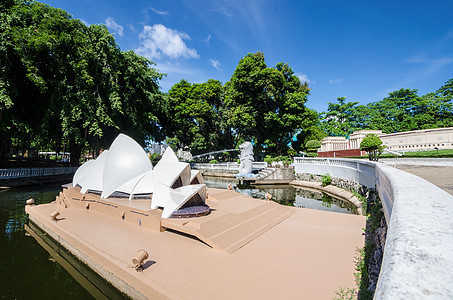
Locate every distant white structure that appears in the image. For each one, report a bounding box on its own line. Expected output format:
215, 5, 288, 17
319, 127, 453, 156
73, 134, 206, 218
148, 142, 167, 155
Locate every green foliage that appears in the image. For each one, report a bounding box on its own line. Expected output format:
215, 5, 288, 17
209, 159, 218, 164
321, 173, 332, 186
264, 155, 274, 164
149, 153, 162, 165
165, 79, 228, 155
0, 0, 165, 165
224, 52, 315, 156
305, 140, 321, 150
287, 148, 297, 157
321, 83, 453, 139
384, 148, 453, 158
360, 134, 384, 161
305, 139, 321, 156
333, 286, 357, 300
320, 97, 365, 137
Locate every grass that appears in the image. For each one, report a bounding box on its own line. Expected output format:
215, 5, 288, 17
348, 148, 453, 159
380, 148, 453, 158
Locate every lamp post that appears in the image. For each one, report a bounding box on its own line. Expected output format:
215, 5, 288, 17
434, 146, 439, 155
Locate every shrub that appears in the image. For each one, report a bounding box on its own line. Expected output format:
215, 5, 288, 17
287, 148, 297, 157
282, 156, 292, 166
306, 152, 319, 157
209, 159, 219, 164
321, 173, 332, 186
264, 155, 274, 164
305, 140, 321, 152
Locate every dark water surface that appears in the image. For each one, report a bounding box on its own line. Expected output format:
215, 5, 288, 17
0, 179, 355, 298
0, 183, 96, 299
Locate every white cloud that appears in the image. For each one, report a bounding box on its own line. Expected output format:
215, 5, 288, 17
80, 19, 90, 27
105, 17, 124, 36
150, 7, 168, 15
329, 78, 343, 84
202, 34, 212, 45
296, 73, 311, 83
136, 24, 199, 60
406, 54, 453, 66
209, 58, 222, 72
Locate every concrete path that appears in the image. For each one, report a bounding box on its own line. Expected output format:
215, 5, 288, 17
395, 165, 453, 196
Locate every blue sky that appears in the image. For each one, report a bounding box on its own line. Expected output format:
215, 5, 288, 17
42, 0, 453, 112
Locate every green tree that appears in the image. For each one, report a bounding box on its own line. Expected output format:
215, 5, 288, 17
360, 134, 384, 161
165, 79, 226, 155
224, 52, 314, 156
0, 0, 165, 166
320, 97, 364, 137
366, 89, 419, 133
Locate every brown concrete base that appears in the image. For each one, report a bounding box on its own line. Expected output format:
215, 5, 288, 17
25, 188, 365, 299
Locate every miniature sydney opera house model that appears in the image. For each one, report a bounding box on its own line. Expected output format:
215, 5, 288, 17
25, 133, 365, 299
62, 133, 208, 220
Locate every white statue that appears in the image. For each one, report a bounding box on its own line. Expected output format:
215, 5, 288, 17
236, 142, 255, 177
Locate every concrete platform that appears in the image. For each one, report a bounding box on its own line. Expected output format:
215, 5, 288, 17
26, 188, 365, 299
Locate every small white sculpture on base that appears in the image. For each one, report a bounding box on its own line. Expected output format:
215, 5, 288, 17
235, 142, 257, 178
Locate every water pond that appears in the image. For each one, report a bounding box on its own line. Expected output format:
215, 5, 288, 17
203, 176, 357, 215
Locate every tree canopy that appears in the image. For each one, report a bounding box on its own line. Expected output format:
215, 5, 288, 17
360, 134, 384, 161
223, 52, 315, 156
320, 80, 453, 139
0, 0, 165, 165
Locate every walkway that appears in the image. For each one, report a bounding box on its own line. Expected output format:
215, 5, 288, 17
395, 165, 453, 196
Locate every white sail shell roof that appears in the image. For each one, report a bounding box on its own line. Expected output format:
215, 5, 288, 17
101, 134, 152, 198
72, 134, 206, 218
77, 150, 109, 193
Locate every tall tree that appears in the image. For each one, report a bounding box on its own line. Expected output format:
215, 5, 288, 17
320, 97, 364, 137
165, 79, 226, 155
224, 52, 314, 156
0, 0, 165, 166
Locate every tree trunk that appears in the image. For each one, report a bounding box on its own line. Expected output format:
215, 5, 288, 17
69, 140, 81, 167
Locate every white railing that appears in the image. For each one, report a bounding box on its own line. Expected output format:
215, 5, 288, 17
0, 167, 78, 180
192, 162, 267, 171
293, 157, 453, 299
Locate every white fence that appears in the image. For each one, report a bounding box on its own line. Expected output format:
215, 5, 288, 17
294, 157, 453, 299
0, 167, 78, 180
192, 162, 268, 171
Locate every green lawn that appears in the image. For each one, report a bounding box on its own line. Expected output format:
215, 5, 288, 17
380, 148, 453, 158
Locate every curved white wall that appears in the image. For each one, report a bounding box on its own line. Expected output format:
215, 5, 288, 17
294, 157, 453, 299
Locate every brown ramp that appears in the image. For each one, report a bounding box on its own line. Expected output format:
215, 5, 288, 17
162, 191, 295, 254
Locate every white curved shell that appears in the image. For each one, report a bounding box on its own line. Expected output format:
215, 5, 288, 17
78, 150, 110, 193
73, 159, 95, 188
101, 134, 152, 198
130, 170, 154, 198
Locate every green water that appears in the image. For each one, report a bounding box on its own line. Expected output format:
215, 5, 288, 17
0, 179, 355, 298
203, 176, 357, 215
0, 184, 95, 299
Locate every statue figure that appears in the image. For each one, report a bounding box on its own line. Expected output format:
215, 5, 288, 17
235, 142, 256, 177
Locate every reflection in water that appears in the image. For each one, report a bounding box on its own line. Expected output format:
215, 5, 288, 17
0, 184, 95, 299
203, 176, 357, 215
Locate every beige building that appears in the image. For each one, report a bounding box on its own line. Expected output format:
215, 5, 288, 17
319, 127, 453, 154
